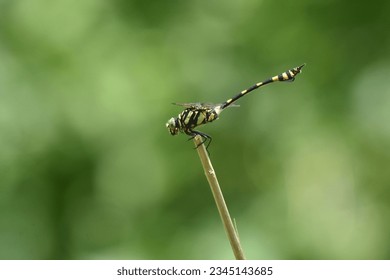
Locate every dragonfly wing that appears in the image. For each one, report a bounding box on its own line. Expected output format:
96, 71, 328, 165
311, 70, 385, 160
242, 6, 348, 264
172, 102, 239, 109
172, 102, 204, 109
213, 102, 240, 108
172, 102, 218, 109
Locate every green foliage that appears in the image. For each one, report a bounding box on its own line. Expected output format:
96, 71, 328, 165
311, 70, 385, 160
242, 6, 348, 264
1, 0, 390, 259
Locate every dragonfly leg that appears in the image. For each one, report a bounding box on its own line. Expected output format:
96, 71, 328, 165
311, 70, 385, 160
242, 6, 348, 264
187, 130, 212, 152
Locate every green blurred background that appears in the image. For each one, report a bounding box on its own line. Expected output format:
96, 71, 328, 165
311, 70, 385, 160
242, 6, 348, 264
1, 0, 390, 260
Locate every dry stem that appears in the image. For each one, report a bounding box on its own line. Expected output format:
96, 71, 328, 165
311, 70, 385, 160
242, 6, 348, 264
193, 135, 245, 260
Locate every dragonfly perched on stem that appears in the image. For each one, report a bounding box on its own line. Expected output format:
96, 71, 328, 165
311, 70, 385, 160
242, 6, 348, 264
166, 64, 305, 151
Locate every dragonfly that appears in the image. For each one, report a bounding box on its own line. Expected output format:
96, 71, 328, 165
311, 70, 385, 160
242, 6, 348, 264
166, 64, 305, 150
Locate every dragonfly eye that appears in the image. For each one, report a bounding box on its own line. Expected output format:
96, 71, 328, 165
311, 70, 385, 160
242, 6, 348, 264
166, 118, 179, 135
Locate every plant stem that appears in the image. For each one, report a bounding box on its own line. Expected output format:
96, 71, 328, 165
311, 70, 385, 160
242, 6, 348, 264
193, 135, 246, 260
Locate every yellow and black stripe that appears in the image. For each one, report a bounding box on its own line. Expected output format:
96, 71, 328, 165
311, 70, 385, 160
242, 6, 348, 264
166, 104, 220, 148
220, 64, 305, 110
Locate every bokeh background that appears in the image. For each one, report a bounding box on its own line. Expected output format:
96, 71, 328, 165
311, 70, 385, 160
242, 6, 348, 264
1, 0, 390, 260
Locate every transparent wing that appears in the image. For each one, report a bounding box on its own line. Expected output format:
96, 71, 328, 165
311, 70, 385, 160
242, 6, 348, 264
172, 102, 239, 109
172, 102, 214, 109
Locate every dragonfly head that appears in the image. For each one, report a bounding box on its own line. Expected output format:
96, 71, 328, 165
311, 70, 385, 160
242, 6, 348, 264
166, 117, 180, 136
